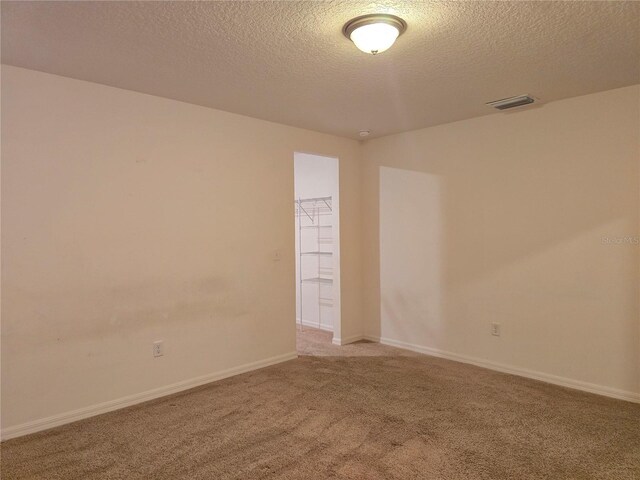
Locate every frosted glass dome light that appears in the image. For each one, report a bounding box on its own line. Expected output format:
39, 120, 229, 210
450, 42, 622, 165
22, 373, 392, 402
343, 14, 407, 55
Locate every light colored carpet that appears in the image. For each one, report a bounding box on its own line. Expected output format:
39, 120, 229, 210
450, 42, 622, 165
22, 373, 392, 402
1, 327, 639, 479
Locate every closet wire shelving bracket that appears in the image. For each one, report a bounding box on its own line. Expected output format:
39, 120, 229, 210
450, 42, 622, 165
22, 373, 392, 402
295, 196, 333, 331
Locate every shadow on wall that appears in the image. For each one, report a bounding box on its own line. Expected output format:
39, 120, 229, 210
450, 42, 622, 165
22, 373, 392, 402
379, 167, 444, 346
373, 105, 640, 393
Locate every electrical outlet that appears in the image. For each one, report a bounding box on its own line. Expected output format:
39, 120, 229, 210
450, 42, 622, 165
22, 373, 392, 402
491, 323, 501, 337
153, 340, 164, 357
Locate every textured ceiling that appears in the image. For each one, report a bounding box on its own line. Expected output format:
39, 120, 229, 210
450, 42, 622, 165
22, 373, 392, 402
2, 1, 639, 139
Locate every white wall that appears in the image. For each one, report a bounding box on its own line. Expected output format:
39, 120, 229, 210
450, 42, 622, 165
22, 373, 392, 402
362, 85, 640, 401
0, 66, 363, 435
294, 153, 339, 333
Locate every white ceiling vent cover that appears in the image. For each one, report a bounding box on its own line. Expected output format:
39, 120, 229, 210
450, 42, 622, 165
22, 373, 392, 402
486, 95, 535, 110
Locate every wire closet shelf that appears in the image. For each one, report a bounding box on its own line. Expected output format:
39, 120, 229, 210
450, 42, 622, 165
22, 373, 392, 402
295, 196, 333, 331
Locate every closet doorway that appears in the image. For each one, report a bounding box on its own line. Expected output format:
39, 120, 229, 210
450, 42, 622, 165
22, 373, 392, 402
294, 153, 341, 345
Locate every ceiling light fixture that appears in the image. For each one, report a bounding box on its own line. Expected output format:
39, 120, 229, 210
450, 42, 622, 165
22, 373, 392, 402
343, 14, 407, 55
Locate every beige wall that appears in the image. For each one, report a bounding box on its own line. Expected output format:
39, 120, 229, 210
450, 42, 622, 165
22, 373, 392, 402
0, 66, 362, 432
362, 85, 640, 399
2, 65, 638, 436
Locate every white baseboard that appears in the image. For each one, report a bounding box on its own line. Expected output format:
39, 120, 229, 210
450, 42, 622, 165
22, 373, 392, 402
6, 335, 636, 441
332, 334, 365, 346
1, 351, 298, 441
365, 335, 640, 404
297, 318, 332, 332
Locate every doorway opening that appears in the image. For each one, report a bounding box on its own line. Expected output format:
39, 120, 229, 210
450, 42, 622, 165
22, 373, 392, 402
294, 152, 341, 351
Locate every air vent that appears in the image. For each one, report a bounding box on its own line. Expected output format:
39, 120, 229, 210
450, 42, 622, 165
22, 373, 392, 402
486, 95, 535, 110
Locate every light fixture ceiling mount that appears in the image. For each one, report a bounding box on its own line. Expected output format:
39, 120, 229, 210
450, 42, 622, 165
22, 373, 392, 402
343, 14, 407, 55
